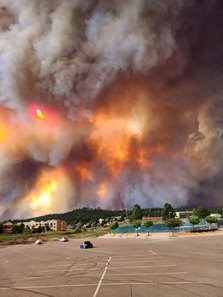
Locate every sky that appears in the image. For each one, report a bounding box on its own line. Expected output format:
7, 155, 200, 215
0, 0, 223, 220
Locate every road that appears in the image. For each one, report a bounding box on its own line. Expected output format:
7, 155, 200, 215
0, 234, 223, 297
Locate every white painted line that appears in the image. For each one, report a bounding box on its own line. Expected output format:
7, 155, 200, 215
0, 260, 8, 264
39, 268, 101, 273
102, 254, 152, 256
105, 272, 187, 276
47, 262, 105, 268
102, 281, 201, 285
110, 260, 166, 264
12, 276, 41, 281
107, 264, 176, 270
11, 272, 187, 281
149, 249, 157, 255
0, 280, 201, 291
93, 256, 111, 297
39, 264, 176, 273
1, 284, 97, 290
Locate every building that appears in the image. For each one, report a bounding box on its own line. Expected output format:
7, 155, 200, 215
210, 213, 222, 219
3, 222, 13, 233
23, 219, 67, 232
175, 211, 193, 219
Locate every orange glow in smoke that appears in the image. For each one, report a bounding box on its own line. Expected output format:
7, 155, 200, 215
0, 124, 7, 142
29, 174, 58, 215
97, 182, 108, 198
75, 163, 93, 181
90, 112, 144, 176
137, 148, 149, 168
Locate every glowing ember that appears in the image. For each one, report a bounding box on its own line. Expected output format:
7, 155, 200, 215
36, 109, 45, 119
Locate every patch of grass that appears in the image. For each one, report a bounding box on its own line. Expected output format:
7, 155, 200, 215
0, 227, 109, 245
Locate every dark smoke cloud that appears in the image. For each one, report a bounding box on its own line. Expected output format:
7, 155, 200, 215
0, 0, 223, 220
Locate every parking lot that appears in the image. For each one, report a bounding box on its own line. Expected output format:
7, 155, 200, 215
0, 234, 223, 297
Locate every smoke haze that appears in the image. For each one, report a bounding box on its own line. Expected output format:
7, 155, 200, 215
0, 0, 223, 219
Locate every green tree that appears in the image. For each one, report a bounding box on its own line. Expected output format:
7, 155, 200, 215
12, 224, 20, 234
161, 203, 175, 221
188, 215, 200, 230
131, 220, 141, 236
0, 222, 3, 234
165, 218, 182, 235
45, 224, 51, 231
205, 215, 217, 229
193, 206, 210, 219
18, 223, 24, 234
76, 222, 82, 230
130, 204, 143, 223
144, 220, 153, 236
109, 221, 119, 231
23, 225, 31, 234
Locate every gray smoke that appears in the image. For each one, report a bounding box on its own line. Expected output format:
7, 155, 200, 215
0, 0, 223, 220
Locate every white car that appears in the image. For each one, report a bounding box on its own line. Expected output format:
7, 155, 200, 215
59, 236, 68, 242
35, 239, 43, 245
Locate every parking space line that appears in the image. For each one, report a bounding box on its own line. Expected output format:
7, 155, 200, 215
39, 268, 101, 273
149, 249, 157, 255
38, 263, 176, 273
10, 271, 187, 281
107, 264, 176, 270
1, 284, 97, 290
0, 280, 201, 291
105, 272, 187, 276
93, 256, 111, 297
101, 281, 200, 285
112, 260, 168, 264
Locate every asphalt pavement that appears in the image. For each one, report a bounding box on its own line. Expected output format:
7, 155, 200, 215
0, 235, 223, 297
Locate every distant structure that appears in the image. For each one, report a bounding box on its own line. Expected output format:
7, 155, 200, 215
3, 221, 13, 233
175, 211, 193, 219
23, 219, 67, 232
210, 213, 222, 219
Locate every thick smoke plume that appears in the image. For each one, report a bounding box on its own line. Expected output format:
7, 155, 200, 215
0, 0, 223, 219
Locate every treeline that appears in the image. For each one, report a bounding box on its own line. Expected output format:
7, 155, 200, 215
11, 207, 162, 226
9, 206, 223, 227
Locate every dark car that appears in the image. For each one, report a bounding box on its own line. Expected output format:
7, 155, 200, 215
80, 241, 93, 249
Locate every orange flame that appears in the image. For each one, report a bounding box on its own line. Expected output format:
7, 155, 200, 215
90, 112, 144, 176
97, 182, 108, 198
29, 172, 58, 216
75, 163, 93, 181
0, 124, 7, 142
137, 148, 150, 168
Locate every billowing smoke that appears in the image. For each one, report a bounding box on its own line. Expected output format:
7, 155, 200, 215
0, 0, 223, 220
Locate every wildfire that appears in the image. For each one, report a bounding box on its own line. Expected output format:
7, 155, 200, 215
137, 148, 149, 168
75, 163, 93, 181
29, 174, 58, 215
97, 182, 108, 198
0, 124, 7, 142
90, 112, 145, 176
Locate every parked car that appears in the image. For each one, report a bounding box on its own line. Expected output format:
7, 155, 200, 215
59, 236, 68, 242
35, 239, 43, 245
80, 241, 93, 249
